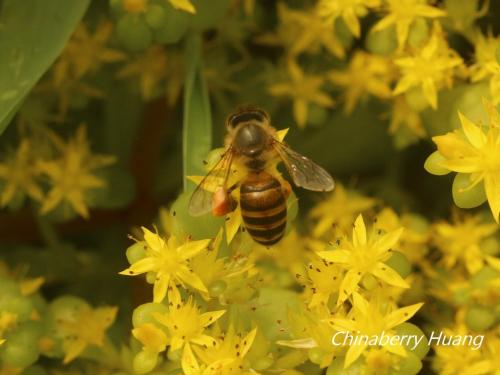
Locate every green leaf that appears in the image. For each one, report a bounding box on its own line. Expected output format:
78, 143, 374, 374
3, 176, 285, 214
0, 0, 90, 134
182, 32, 212, 193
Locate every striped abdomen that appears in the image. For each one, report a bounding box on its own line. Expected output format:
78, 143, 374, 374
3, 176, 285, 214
240, 173, 287, 246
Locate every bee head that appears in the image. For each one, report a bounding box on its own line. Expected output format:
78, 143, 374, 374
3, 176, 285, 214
226, 107, 269, 130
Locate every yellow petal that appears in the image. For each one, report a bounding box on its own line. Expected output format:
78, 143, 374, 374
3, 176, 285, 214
337, 269, 362, 305
153, 275, 170, 303
178, 266, 208, 292
276, 338, 317, 349
317, 249, 350, 264
178, 239, 211, 260
344, 342, 367, 368
293, 99, 308, 128
182, 344, 200, 375
240, 328, 257, 357
458, 112, 486, 149
384, 341, 407, 357
63, 339, 87, 364
132, 323, 168, 353
142, 227, 165, 251
19, 277, 44, 296
385, 303, 424, 329
374, 227, 404, 255
200, 310, 226, 327
342, 8, 360, 38
225, 208, 242, 244
422, 78, 437, 109
352, 292, 369, 315
191, 334, 217, 347
484, 174, 500, 223
352, 214, 367, 246
169, 0, 196, 14
119, 257, 156, 276
275, 128, 289, 141
372, 262, 409, 288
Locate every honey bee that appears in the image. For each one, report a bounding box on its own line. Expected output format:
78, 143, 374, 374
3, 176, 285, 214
188, 107, 334, 246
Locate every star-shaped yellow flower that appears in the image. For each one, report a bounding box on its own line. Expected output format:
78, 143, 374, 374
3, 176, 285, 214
117, 45, 168, 100
317, 0, 380, 38
193, 325, 257, 374
330, 293, 423, 368
470, 31, 500, 105
120, 227, 210, 302
53, 21, 125, 86
58, 305, 118, 364
432, 214, 498, 274
373, 0, 446, 48
328, 50, 393, 113
257, 3, 345, 59
318, 214, 408, 305
431, 102, 500, 222
153, 286, 225, 351
310, 183, 376, 238
393, 23, 462, 109
269, 61, 334, 127
0, 140, 43, 207
37, 126, 115, 218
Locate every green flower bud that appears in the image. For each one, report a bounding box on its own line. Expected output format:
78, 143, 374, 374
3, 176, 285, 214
116, 14, 153, 52
465, 305, 496, 331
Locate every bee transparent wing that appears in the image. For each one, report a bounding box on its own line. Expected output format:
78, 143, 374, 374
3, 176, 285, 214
188, 149, 234, 217
272, 139, 334, 192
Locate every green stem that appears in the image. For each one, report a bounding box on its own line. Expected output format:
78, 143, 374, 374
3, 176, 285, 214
182, 32, 213, 193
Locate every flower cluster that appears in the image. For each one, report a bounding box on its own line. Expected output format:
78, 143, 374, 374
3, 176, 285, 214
0, 126, 115, 218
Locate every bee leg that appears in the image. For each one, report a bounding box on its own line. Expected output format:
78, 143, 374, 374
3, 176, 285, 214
282, 179, 292, 200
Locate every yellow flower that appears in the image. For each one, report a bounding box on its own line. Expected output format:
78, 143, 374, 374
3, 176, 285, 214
281, 307, 345, 368
389, 96, 426, 138
269, 61, 334, 127
193, 325, 257, 375
393, 24, 463, 109
373, 0, 446, 48
309, 183, 376, 238
432, 322, 492, 375
330, 293, 423, 368
304, 257, 343, 308
317, 0, 380, 38
58, 305, 117, 363
153, 286, 225, 351
318, 214, 408, 305
190, 230, 254, 300
0, 140, 43, 207
432, 214, 497, 274
37, 126, 116, 218
53, 21, 125, 86
470, 31, 500, 105
182, 343, 234, 375
169, 0, 196, 14
117, 45, 168, 100
328, 50, 393, 113
120, 227, 210, 302
256, 4, 345, 59
432, 103, 500, 222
